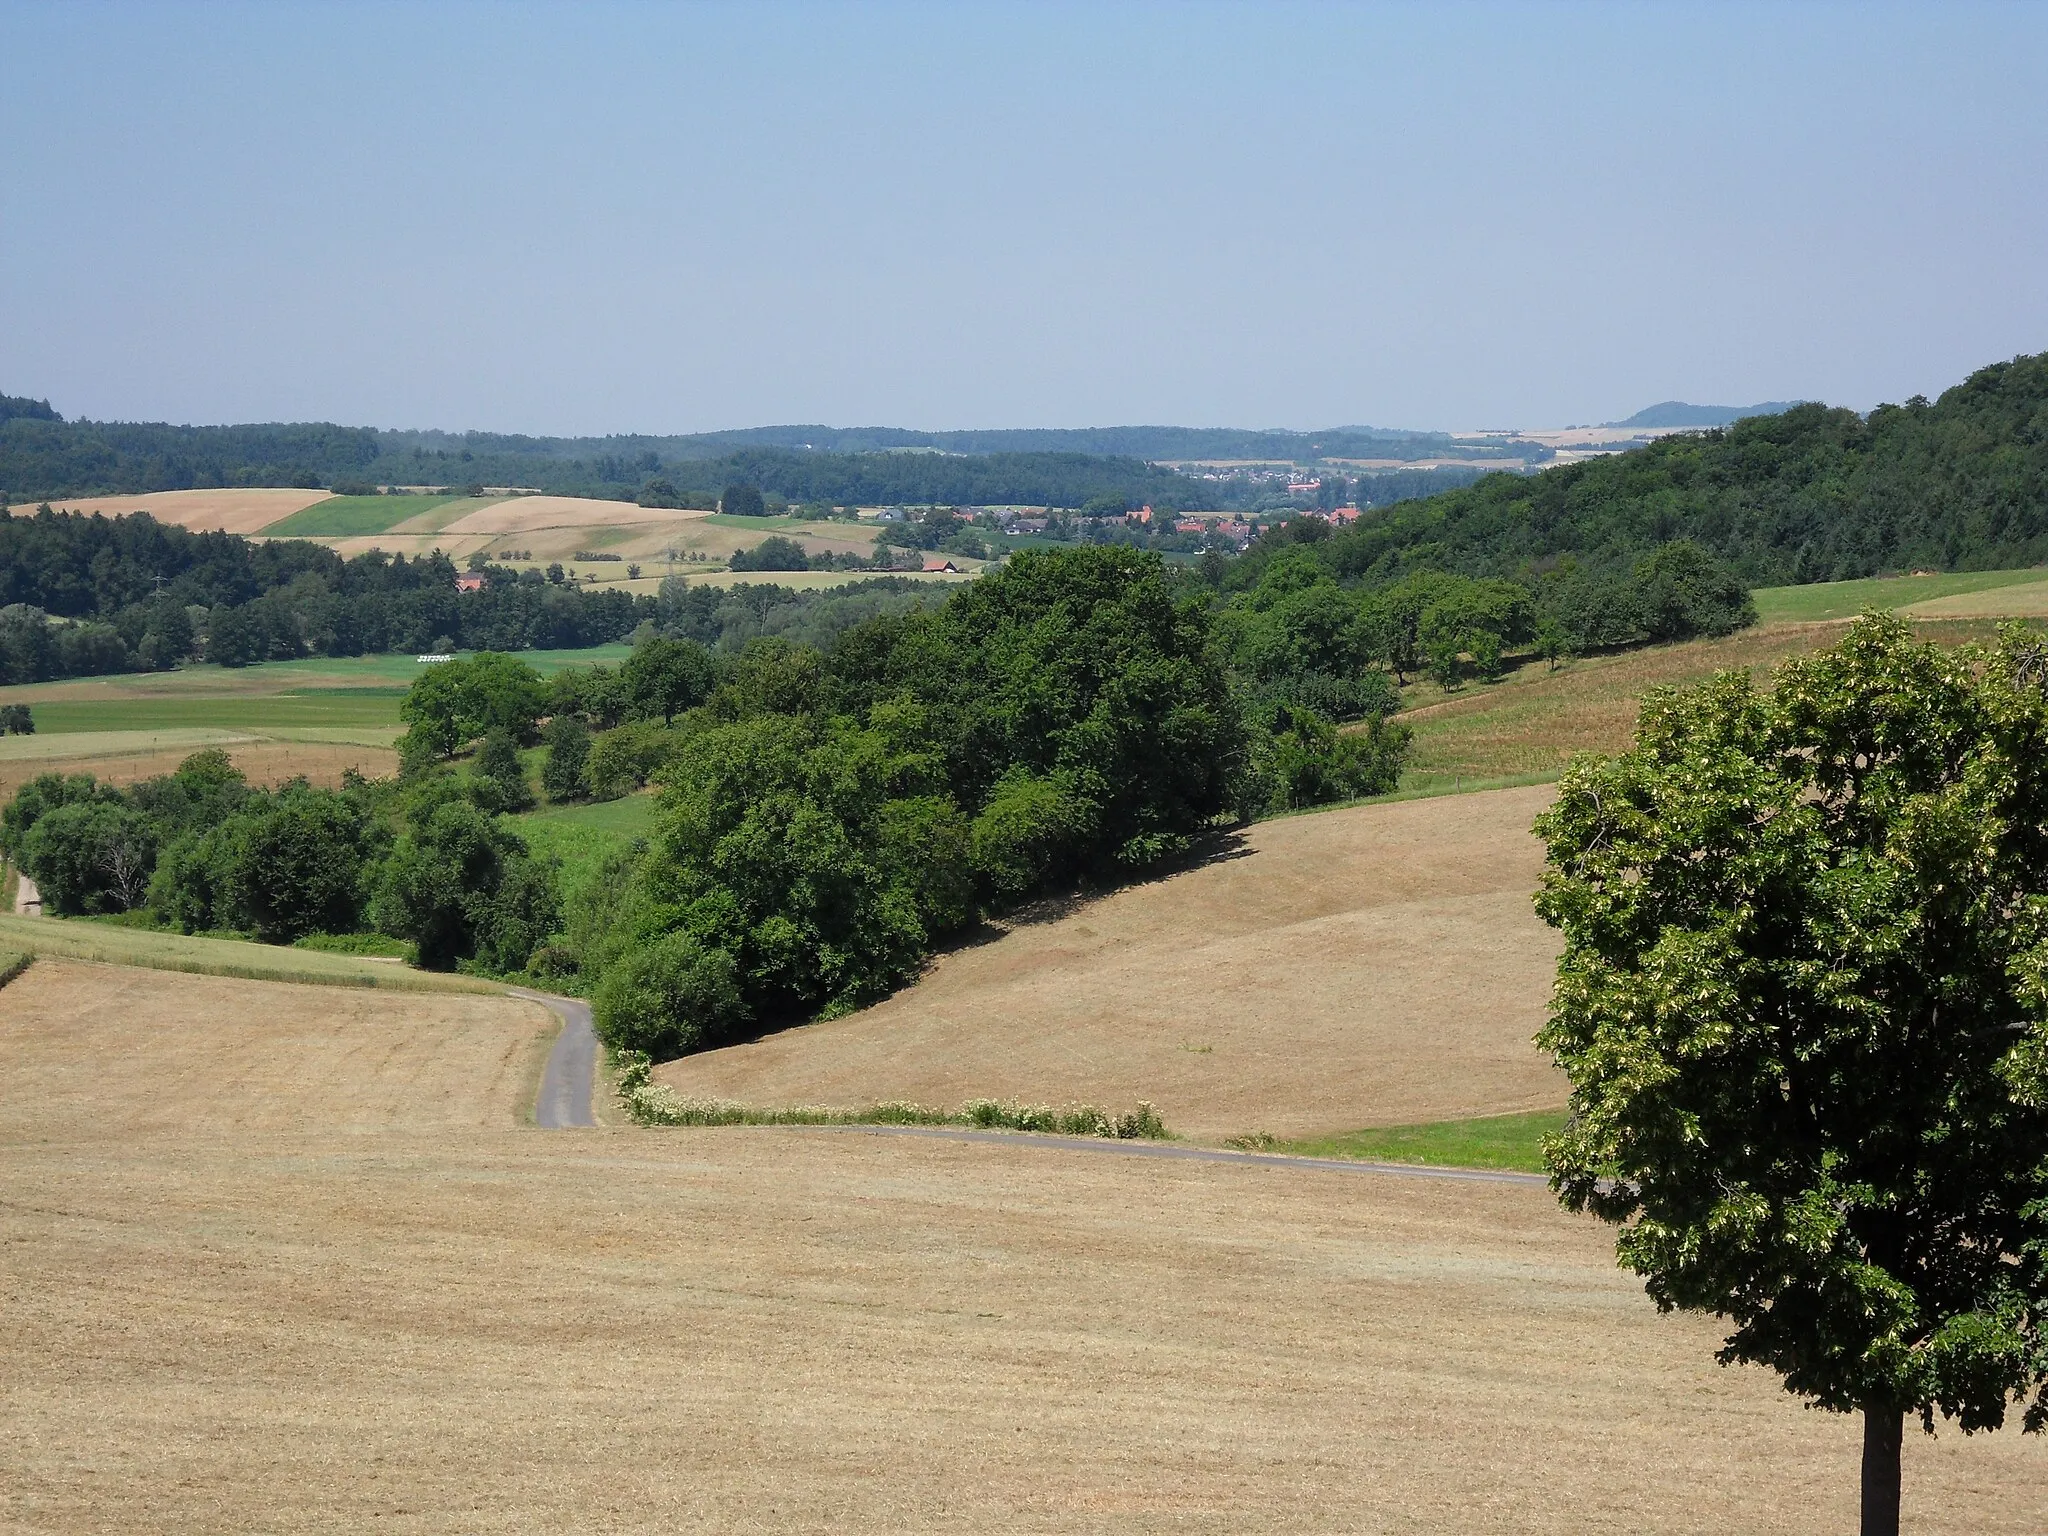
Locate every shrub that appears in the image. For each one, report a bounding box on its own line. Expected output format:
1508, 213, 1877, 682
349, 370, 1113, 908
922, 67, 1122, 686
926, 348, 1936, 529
541, 714, 591, 801
592, 932, 746, 1057
729, 536, 812, 572
473, 728, 534, 812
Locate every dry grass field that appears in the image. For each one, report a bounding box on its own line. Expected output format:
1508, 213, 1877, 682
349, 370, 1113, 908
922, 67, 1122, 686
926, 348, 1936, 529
1906, 583, 2048, 619
3, 957, 2042, 1532
1397, 618, 2006, 791
10, 486, 336, 532
0, 737, 397, 803
657, 785, 1565, 1141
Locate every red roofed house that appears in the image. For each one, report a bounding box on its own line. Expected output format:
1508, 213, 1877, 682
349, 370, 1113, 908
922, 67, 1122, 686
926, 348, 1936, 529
454, 572, 488, 592
922, 559, 961, 574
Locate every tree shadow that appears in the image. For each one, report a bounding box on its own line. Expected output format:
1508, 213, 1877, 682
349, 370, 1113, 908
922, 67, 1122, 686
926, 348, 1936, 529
938, 824, 1259, 948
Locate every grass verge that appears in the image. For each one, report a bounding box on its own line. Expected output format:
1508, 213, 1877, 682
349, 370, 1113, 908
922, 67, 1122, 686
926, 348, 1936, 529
0, 914, 496, 994
0, 948, 33, 989
616, 1053, 1169, 1139
1228, 1109, 1566, 1173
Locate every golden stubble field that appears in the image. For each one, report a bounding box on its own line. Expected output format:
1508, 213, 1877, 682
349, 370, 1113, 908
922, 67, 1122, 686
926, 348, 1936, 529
0, 738, 398, 804
658, 784, 1565, 1140
11, 487, 335, 532
4, 958, 2042, 1532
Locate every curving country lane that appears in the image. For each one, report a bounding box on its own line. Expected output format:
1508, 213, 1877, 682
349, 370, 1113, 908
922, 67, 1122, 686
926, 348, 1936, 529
508, 988, 597, 1128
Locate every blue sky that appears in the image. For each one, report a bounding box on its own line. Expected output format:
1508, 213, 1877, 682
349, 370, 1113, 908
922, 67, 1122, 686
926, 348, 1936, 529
2, 1, 2044, 435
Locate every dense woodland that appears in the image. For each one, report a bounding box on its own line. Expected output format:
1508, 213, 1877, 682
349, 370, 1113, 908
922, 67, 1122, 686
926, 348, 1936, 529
1306, 352, 2048, 586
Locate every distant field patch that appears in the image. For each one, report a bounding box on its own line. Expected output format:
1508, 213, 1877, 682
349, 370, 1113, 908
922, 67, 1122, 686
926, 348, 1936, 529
0, 740, 398, 804
25, 694, 402, 737
0, 726, 249, 761
14, 487, 333, 533
1752, 567, 2048, 623
262, 493, 473, 537
1392, 618, 2006, 792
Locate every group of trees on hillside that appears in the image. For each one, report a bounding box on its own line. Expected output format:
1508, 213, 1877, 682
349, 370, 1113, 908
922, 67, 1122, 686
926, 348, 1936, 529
335, 550, 1392, 1058
0, 503, 653, 684
1210, 523, 1756, 689
0, 748, 557, 972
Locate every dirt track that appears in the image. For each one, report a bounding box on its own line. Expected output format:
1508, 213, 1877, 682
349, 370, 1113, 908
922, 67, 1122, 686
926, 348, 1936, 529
658, 785, 1566, 1139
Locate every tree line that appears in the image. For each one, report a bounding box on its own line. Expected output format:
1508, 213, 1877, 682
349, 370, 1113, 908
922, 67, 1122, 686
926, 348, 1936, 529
0, 503, 654, 683
0, 410, 1214, 512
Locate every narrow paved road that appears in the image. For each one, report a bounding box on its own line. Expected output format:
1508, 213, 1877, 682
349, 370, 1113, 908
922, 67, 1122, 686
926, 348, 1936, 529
508, 988, 597, 1128
13, 872, 41, 916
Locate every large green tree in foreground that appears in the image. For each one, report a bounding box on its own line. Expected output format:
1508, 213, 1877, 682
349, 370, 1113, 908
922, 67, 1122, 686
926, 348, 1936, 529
1535, 616, 2048, 1535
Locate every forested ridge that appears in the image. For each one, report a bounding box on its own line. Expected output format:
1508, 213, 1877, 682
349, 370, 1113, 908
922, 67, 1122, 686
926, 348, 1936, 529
0, 409, 1212, 512
1301, 352, 2048, 587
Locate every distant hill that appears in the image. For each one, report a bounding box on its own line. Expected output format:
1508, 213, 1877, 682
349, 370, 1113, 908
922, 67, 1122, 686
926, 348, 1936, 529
657, 423, 1543, 464
1606, 400, 1798, 429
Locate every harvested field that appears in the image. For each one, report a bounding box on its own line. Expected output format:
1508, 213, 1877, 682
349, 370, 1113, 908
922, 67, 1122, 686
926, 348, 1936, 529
0, 960, 541, 1135
657, 784, 1566, 1140
1906, 582, 2048, 619
0, 738, 398, 804
261, 493, 498, 538
435, 494, 704, 538
11, 487, 334, 532
1, 958, 2040, 1532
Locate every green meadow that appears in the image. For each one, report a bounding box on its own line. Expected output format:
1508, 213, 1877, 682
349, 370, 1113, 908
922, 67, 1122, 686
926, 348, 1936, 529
1751, 566, 2048, 623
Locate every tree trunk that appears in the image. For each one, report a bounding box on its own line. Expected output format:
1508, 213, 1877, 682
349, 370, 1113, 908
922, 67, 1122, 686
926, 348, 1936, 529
1861, 1405, 1904, 1536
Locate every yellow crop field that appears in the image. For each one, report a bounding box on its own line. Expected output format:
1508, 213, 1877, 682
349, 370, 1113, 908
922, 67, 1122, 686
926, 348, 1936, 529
10, 486, 336, 532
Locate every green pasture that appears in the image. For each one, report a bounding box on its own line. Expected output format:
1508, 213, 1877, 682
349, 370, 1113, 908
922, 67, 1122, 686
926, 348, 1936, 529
261, 493, 475, 537
1273, 1109, 1565, 1173
512, 793, 658, 898
25, 695, 404, 738
1752, 566, 2048, 623
703, 513, 818, 531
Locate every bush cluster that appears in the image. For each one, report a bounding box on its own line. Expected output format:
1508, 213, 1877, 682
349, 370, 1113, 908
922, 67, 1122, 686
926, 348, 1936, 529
0, 745, 560, 976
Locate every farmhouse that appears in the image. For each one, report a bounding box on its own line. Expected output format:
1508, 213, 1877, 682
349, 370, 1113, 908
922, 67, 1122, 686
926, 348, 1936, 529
922, 558, 961, 574
453, 572, 487, 592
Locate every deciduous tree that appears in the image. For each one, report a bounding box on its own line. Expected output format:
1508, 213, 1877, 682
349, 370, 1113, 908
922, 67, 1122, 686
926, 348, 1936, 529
1535, 616, 2048, 1535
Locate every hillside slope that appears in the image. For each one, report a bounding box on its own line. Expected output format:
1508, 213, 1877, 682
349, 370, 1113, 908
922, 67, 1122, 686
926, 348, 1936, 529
654, 783, 1564, 1139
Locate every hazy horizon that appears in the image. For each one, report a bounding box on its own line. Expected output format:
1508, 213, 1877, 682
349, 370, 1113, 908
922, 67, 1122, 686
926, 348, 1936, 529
4, 1, 2044, 437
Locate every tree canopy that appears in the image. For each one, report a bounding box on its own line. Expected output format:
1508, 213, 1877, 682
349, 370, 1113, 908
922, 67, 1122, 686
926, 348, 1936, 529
1535, 615, 2048, 1534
